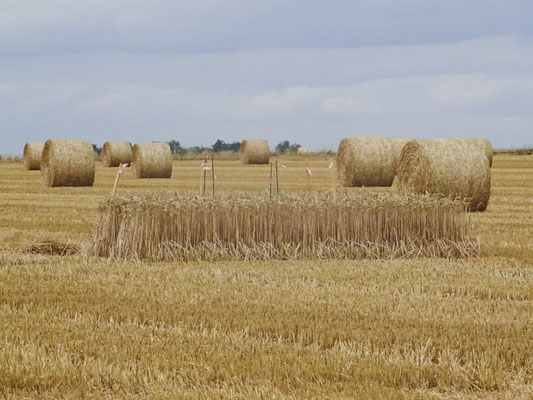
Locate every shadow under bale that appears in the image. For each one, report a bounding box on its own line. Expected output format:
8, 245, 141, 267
89, 193, 480, 262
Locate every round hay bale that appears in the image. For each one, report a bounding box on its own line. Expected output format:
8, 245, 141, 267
296, 147, 311, 155
101, 141, 132, 167
131, 142, 172, 178
240, 140, 270, 164
336, 137, 396, 187
461, 138, 494, 167
391, 138, 411, 172
40, 139, 95, 187
398, 139, 491, 212
23, 142, 44, 170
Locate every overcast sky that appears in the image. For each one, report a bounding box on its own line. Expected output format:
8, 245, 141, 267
1, 0, 532, 155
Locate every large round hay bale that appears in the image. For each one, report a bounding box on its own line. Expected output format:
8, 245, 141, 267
336, 137, 396, 187
392, 138, 411, 172
461, 138, 493, 167
240, 140, 270, 164
23, 142, 44, 170
398, 139, 491, 212
131, 142, 172, 178
101, 141, 132, 167
296, 147, 311, 155
40, 139, 95, 187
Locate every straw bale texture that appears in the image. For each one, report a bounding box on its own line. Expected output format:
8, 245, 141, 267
89, 192, 479, 261
398, 139, 491, 212
461, 138, 494, 167
296, 147, 311, 155
40, 139, 95, 187
23, 142, 44, 170
337, 137, 396, 187
240, 140, 270, 164
131, 142, 172, 179
101, 141, 132, 167
392, 139, 411, 172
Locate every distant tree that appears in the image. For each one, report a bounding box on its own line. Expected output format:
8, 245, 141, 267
212, 139, 226, 153
289, 143, 301, 152
92, 144, 102, 155
167, 140, 184, 155
275, 141, 301, 153
275, 140, 291, 153
188, 146, 212, 155
227, 141, 241, 152
212, 139, 242, 152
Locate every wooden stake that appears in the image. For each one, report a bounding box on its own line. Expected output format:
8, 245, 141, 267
112, 163, 123, 195
203, 154, 207, 196
211, 154, 215, 197
275, 159, 279, 195
269, 162, 273, 200
306, 160, 312, 193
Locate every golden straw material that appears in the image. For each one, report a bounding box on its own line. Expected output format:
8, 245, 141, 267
23, 142, 44, 170
88, 192, 479, 261
131, 142, 172, 179
296, 147, 311, 155
391, 138, 411, 173
398, 138, 491, 212
240, 139, 270, 164
460, 138, 494, 167
40, 139, 95, 187
337, 137, 396, 187
101, 141, 132, 167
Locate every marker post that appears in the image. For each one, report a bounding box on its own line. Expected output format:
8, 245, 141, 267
112, 163, 127, 195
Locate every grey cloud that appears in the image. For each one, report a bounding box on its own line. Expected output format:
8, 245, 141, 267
1, 0, 532, 56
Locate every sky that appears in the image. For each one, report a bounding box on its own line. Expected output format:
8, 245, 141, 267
1, 0, 532, 155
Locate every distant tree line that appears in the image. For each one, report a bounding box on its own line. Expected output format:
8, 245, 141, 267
92, 139, 303, 156
275, 140, 301, 153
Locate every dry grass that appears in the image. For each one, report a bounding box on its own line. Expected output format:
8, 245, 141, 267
89, 192, 478, 261
23, 235, 80, 256
0, 154, 532, 398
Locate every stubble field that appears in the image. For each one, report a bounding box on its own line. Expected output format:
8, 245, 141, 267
0, 155, 532, 399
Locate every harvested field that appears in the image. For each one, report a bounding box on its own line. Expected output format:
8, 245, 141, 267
0, 154, 532, 399
90, 193, 478, 261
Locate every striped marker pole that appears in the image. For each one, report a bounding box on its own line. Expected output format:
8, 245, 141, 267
112, 163, 127, 195
305, 160, 312, 193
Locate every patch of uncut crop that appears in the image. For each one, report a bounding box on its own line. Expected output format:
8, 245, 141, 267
89, 192, 479, 261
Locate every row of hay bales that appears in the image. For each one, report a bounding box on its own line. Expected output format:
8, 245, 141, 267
25, 138, 288, 179
337, 137, 493, 212
24, 139, 174, 187
239, 140, 312, 163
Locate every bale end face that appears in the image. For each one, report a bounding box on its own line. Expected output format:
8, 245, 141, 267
40, 139, 95, 187
240, 140, 270, 164
336, 137, 396, 187
398, 139, 491, 212
23, 143, 44, 170
131, 143, 173, 179
102, 141, 132, 168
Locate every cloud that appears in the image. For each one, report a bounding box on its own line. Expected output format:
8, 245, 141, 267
1, 36, 533, 154
0, 0, 532, 56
